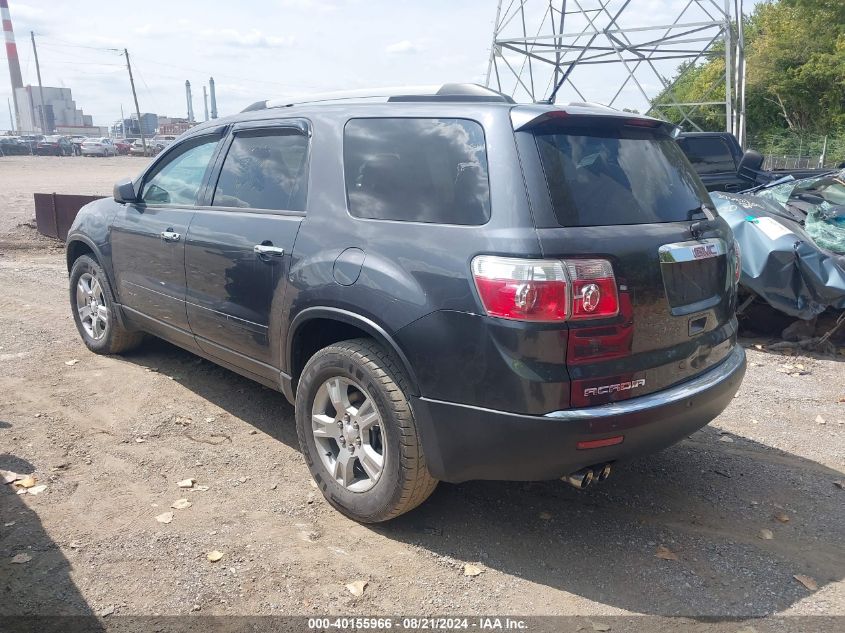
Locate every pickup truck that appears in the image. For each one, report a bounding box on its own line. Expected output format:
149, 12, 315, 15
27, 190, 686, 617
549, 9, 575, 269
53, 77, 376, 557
676, 131, 834, 192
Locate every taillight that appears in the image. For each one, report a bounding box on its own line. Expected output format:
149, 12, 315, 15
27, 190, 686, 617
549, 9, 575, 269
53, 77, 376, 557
471, 256, 569, 321
471, 256, 618, 322
567, 259, 619, 320
732, 239, 741, 284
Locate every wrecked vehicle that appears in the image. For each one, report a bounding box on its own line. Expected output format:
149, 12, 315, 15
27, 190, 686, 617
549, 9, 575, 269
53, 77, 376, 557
710, 170, 845, 321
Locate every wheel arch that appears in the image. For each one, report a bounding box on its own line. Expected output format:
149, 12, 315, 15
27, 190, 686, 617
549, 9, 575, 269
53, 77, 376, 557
66, 235, 129, 329
287, 307, 421, 397
66, 235, 102, 272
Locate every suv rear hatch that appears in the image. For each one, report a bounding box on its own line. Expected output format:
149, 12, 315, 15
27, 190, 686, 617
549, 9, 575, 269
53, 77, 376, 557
514, 109, 739, 407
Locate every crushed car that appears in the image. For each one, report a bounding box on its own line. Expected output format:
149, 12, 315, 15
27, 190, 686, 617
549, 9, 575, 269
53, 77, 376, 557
710, 170, 845, 322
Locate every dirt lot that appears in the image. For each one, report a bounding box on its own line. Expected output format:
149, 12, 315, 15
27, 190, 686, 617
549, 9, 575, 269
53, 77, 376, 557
1, 155, 844, 620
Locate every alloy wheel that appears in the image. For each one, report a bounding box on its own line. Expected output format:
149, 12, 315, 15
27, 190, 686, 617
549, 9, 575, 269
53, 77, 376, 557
311, 376, 386, 492
76, 272, 108, 340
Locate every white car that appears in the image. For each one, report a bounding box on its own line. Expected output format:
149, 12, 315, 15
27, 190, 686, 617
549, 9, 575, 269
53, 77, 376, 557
152, 135, 177, 148
81, 138, 116, 157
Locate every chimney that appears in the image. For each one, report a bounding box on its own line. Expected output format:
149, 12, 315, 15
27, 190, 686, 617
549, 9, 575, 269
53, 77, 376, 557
185, 80, 194, 122
209, 77, 218, 119
1, 0, 24, 130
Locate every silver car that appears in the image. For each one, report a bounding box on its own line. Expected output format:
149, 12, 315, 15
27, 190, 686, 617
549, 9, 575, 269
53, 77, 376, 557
81, 138, 116, 157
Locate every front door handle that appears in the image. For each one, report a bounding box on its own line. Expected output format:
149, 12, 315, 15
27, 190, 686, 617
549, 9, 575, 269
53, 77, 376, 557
254, 244, 285, 259
160, 230, 181, 242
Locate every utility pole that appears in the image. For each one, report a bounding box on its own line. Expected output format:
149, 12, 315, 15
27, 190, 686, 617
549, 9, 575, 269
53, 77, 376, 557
30, 31, 47, 133
124, 49, 147, 156
120, 103, 125, 138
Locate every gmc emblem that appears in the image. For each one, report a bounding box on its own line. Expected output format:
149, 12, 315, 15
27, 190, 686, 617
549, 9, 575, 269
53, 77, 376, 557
584, 378, 646, 397
692, 244, 718, 259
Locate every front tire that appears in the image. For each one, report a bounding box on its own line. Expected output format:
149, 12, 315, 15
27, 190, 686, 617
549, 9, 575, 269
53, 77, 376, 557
69, 255, 143, 354
295, 339, 437, 522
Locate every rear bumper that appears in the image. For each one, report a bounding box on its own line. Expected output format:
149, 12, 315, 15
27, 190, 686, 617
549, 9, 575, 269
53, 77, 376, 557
410, 345, 746, 483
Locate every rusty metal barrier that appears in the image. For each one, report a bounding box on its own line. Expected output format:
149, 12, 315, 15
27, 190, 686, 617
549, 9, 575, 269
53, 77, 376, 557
33, 193, 105, 241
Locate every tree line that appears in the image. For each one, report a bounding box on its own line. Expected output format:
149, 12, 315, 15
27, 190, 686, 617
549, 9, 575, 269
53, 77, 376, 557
652, 0, 844, 158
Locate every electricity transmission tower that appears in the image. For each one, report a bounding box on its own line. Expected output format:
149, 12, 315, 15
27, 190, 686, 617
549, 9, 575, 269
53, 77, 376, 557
486, 0, 746, 146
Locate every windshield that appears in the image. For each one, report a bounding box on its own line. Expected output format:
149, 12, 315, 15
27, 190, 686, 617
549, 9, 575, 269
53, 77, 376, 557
534, 123, 712, 227
756, 170, 845, 207
756, 170, 845, 254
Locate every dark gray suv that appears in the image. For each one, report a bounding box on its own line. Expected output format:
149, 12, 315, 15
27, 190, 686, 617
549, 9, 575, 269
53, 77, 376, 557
66, 84, 746, 522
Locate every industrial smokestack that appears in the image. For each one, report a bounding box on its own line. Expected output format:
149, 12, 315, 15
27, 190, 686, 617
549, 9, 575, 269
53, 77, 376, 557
185, 80, 194, 122
1, 0, 24, 130
202, 85, 209, 121
209, 77, 217, 119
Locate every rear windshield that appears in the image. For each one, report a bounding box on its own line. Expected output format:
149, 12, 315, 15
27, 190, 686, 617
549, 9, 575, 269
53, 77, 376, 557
676, 136, 736, 174
534, 123, 711, 226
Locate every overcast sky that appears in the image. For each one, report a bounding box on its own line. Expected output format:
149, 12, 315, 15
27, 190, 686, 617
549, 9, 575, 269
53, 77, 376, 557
1, 0, 757, 130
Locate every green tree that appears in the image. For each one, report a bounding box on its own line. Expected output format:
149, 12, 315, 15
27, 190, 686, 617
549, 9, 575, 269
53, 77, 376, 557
651, 0, 845, 137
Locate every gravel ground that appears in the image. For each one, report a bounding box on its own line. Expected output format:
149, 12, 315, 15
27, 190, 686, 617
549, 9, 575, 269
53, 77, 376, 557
0, 156, 843, 619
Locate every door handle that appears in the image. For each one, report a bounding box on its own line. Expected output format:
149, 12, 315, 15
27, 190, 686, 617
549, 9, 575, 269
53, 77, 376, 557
254, 244, 285, 259
160, 230, 181, 242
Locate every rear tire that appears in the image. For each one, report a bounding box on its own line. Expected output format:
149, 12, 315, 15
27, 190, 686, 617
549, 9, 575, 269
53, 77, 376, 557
69, 255, 144, 355
295, 338, 437, 522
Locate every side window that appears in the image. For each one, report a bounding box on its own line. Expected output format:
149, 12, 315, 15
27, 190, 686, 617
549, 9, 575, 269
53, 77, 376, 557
141, 137, 219, 206
680, 137, 736, 174
212, 128, 309, 211
344, 118, 491, 225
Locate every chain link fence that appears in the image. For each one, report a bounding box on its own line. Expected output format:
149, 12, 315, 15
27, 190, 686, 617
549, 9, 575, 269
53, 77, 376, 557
748, 132, 845, 170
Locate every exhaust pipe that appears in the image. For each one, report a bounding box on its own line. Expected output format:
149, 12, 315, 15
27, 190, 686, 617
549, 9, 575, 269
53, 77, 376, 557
563, 468, 595, 490
597, 463, 612, 481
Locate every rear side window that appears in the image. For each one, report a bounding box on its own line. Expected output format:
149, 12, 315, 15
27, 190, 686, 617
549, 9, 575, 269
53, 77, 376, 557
344, 118, 490, 225
677, 137, 736, 174
213, 129, 309, 211
534, 124, 711, 227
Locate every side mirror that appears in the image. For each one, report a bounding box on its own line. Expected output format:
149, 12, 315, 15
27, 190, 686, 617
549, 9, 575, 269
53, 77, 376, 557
738, 149, 764, 179
113, 178, 137, 203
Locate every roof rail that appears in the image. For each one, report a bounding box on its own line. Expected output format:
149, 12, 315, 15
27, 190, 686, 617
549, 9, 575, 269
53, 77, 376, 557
242, 83, 515, 112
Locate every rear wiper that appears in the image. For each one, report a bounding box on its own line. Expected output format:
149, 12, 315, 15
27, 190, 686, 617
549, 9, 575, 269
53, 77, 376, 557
688, 205, 718, 238
686, 205, 710, 220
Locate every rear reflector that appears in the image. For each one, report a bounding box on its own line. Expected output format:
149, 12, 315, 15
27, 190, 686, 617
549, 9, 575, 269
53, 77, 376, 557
472, 255, 618, 323
577, 436, 624, 450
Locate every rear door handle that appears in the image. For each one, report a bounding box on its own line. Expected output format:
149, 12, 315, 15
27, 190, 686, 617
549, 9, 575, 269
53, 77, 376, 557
254, 244, 285, 259
160, 230, 181, 242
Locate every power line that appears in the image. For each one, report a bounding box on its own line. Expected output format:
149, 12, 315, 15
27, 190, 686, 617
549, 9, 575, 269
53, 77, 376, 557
129, 57, 161, 113
129, 54, 322, 90
31, 60, 123, 67
33, 34, 121, 53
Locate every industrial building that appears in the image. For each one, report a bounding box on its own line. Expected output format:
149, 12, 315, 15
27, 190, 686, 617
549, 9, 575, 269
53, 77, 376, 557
111, 112, 157, 138
157, 115, 193, 135
14, 85, 93, 133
